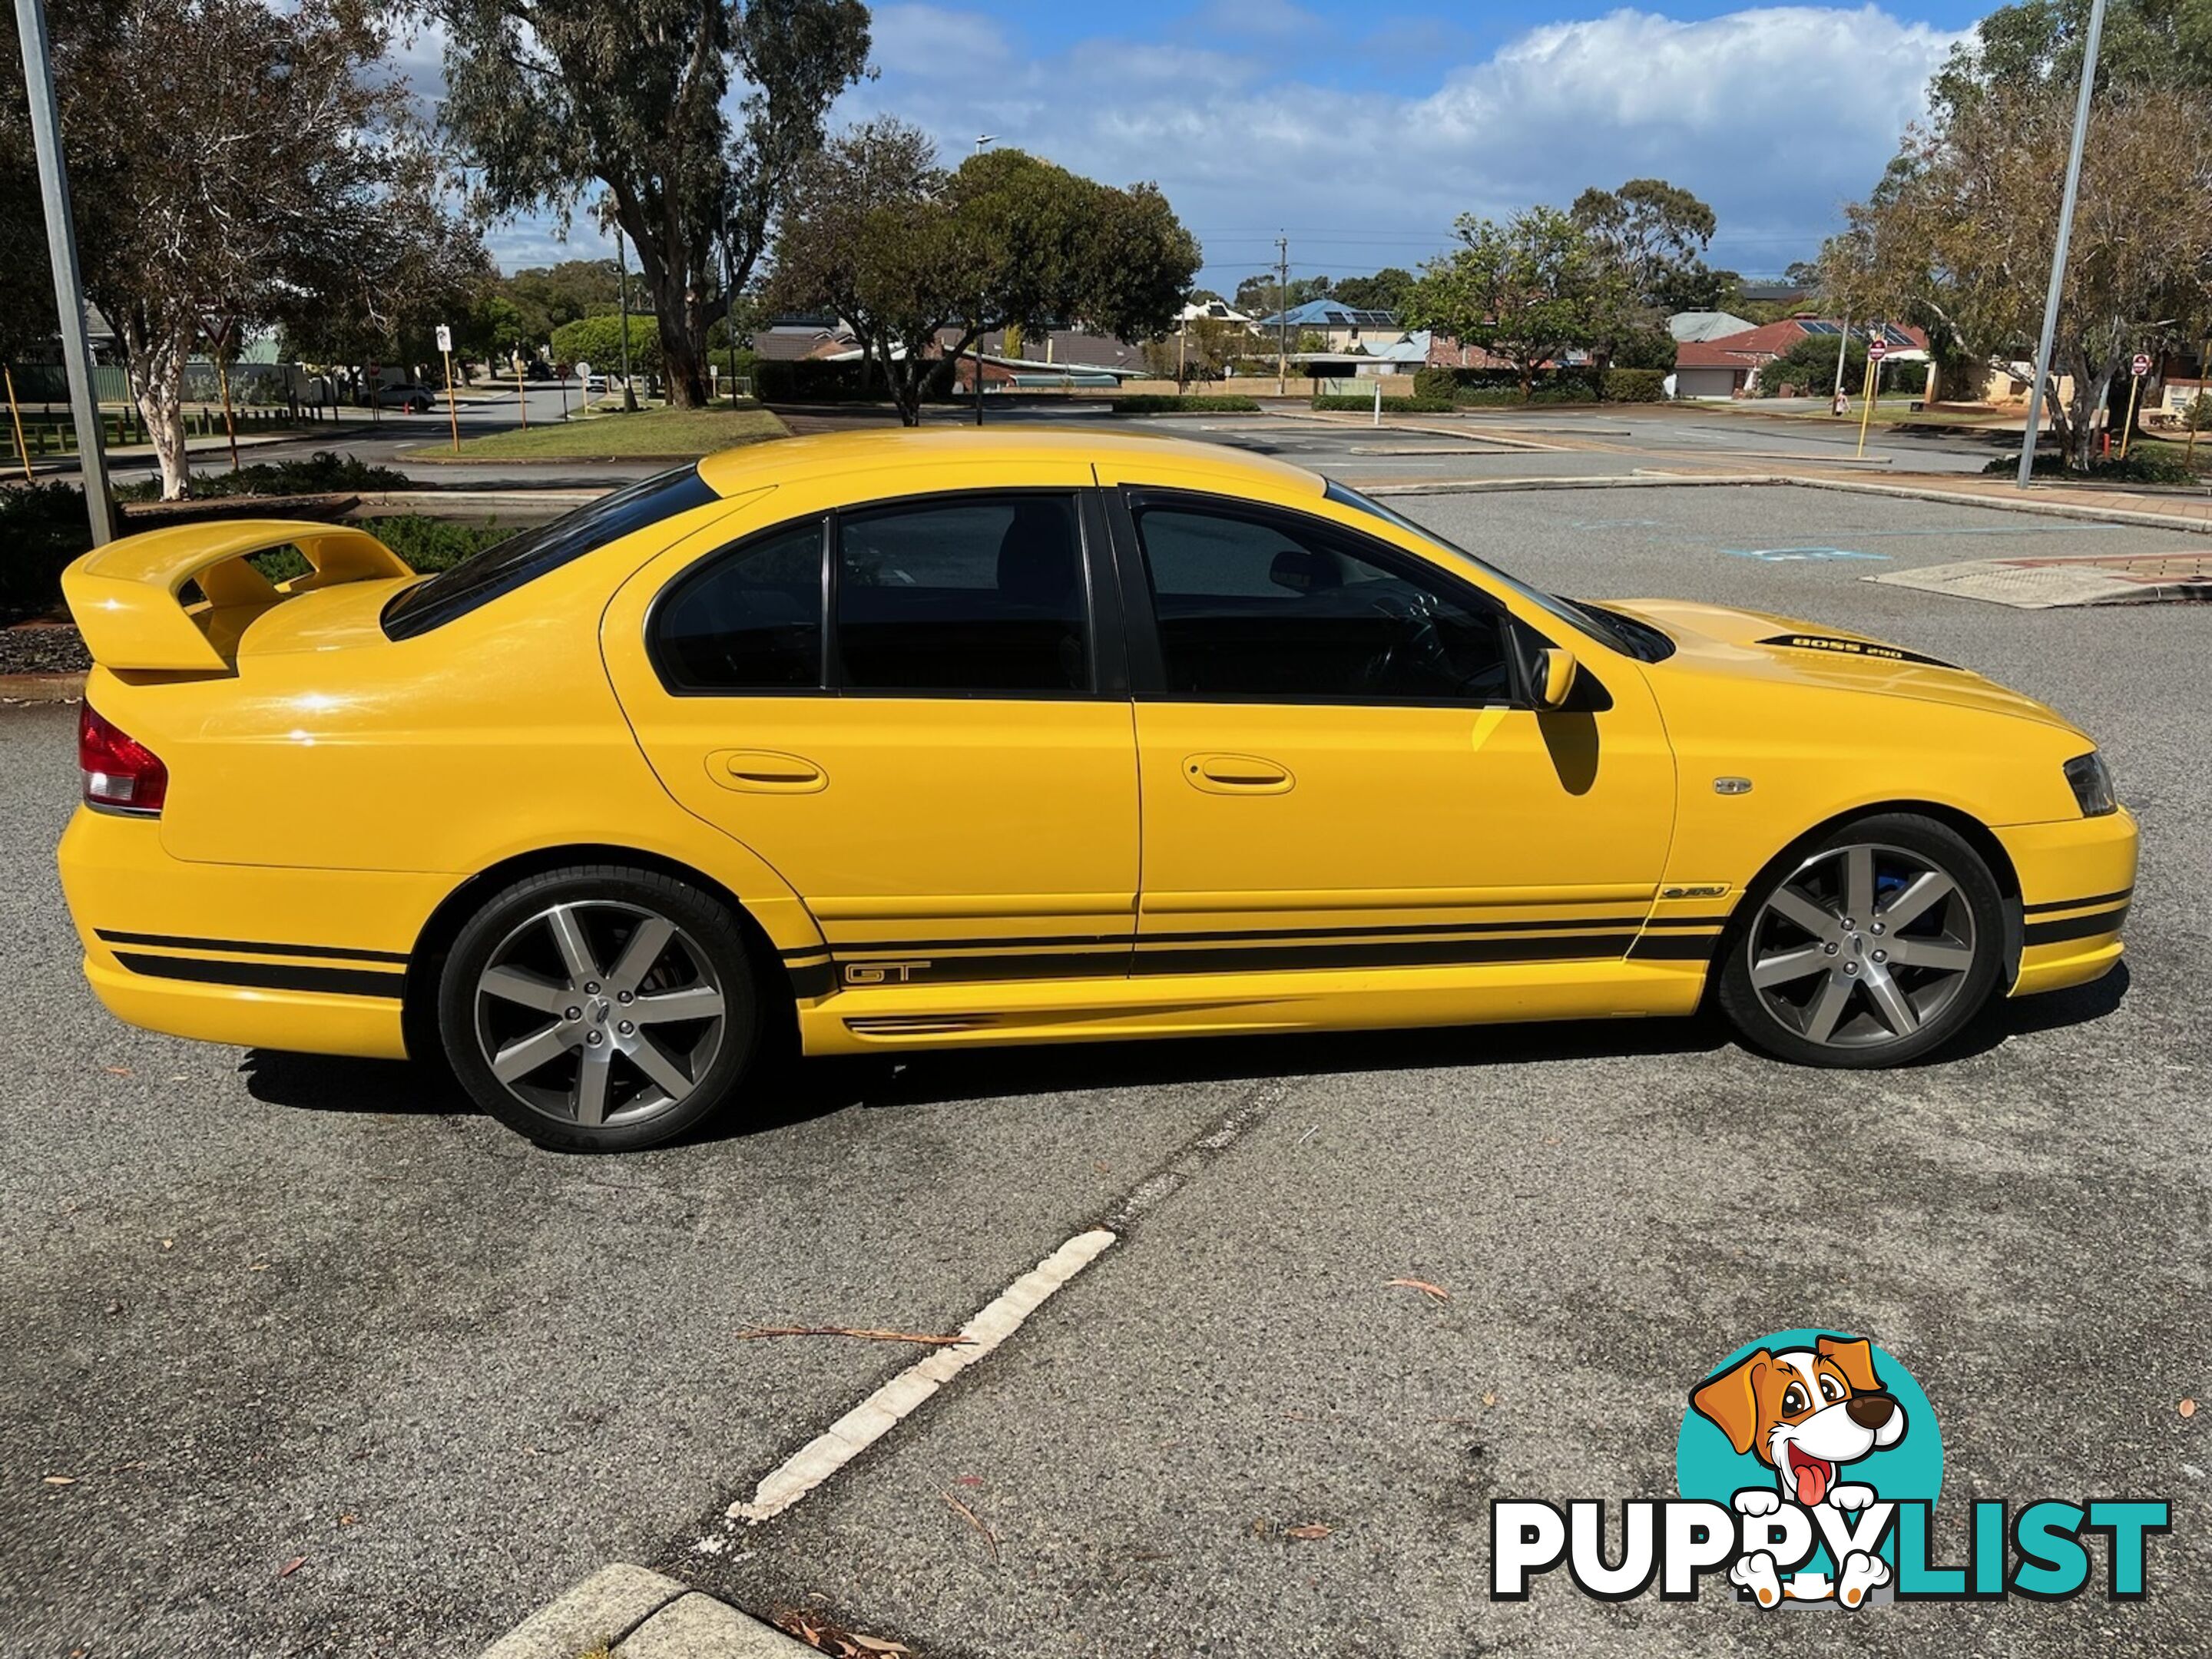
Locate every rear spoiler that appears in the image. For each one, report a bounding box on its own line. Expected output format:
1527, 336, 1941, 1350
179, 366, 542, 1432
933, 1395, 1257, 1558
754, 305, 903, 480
61, 519, 413, 672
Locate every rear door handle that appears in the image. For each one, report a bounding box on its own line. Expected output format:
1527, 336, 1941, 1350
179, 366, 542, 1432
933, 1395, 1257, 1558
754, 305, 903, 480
709, 749, 828, 793
1184, 753, 1293, 795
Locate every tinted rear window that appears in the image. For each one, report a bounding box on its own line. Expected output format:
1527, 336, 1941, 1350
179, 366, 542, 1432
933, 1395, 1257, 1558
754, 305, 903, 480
382, 466, 720, 640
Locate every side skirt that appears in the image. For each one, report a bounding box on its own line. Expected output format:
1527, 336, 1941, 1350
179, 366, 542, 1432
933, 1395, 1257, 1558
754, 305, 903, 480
796, 957, 1710, 1056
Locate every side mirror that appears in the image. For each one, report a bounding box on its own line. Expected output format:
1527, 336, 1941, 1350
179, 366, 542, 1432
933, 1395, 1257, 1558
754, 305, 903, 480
1534, 647, 1579, 711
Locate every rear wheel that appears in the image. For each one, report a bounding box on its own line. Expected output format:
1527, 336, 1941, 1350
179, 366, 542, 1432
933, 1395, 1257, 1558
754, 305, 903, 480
438, 866, 760, 1151
1717, 813, 2005, 1068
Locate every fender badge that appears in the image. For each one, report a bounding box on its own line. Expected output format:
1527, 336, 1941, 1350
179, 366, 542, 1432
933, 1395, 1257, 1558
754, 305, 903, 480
1713, 777, 1753, 796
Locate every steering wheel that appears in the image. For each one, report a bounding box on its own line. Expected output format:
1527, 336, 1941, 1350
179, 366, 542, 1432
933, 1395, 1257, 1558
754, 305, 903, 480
1353, 585, 1455, 694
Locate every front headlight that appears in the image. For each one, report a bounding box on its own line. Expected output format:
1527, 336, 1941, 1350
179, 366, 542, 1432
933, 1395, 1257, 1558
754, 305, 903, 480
2063, 751, 2117, 816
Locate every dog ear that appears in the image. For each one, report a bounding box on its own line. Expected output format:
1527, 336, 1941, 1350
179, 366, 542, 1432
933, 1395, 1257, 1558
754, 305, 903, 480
1690, 1350, 1769, 1455
1816, 1335, 1882, 1394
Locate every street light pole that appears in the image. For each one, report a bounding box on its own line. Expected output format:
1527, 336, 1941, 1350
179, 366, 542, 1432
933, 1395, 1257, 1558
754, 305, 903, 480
615, 222, 637, 413
973, 133, 994, 429
13, 0, 115, 543
2017, 0, 2108, 488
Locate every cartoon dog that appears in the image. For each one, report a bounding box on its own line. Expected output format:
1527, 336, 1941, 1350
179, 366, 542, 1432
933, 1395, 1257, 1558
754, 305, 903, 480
1690, 1335, 1907, 1608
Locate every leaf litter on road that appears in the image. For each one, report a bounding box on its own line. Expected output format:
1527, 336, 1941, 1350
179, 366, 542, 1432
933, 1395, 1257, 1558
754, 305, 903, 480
1386, 1277, 1450, 1302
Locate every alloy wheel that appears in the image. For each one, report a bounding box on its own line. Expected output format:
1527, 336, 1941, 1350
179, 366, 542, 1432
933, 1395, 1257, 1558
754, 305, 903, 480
471, 899, 727, 1128
1743, 842, 1981, 1051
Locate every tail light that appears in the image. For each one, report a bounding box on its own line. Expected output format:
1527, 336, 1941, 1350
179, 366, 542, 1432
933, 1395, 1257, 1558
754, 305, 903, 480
79, 702, 168, 814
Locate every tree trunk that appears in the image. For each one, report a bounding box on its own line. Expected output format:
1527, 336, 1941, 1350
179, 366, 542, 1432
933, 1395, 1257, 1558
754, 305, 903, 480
2062, 350, 2113, 472
120, 308, 191, 500
1518, 359, 1534, 400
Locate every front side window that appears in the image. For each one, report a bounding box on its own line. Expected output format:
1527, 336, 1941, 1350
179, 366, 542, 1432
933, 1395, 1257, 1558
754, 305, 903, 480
1133, 502, 1511, 702
836, 494, 1088, 694
653, 519, 825, 691
383, 465, 720, 640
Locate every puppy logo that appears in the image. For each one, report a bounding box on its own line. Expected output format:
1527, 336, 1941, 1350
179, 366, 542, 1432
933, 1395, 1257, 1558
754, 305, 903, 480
1690, 1336, 1907, 1606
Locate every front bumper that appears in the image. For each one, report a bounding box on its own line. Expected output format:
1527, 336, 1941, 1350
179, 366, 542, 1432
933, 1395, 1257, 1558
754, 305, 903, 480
1994, 806, 2138, 998
57, 806, 449, 1061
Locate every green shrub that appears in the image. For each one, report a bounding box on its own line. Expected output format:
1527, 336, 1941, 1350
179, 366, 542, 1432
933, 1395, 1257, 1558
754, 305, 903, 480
0, 482, 97, 620
2184, 394, 2212, 432
1412, 364, 1611, 406
115, 450, 412, 502
1108, 394, 1260, 413
360, 515, 519, 571
1310, 394, 1457, 412
1601, 369, 1667, 403
1984, 446, 2204, 484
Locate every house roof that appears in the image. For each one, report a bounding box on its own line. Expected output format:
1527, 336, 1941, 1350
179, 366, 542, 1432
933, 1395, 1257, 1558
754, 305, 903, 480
1667, 310, 1757, 343
1674, 318, 1928, 369
1255, 300, 1401, 329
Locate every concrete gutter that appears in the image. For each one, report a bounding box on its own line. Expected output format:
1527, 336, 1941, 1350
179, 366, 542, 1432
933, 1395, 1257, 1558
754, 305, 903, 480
478, 1565, 817, 1659
0, 672, 83, 704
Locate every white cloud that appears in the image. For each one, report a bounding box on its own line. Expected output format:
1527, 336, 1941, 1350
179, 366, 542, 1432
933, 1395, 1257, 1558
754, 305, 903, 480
392, 2, 1965, 285
846, 4, 1966, 285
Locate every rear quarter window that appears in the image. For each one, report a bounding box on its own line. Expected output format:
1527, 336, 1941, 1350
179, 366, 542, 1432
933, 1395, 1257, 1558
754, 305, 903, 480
382, 466, 720, 640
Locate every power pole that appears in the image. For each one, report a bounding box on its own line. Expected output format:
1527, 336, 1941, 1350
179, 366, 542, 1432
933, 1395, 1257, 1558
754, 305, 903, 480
1275, 234, 1289, 396
2018, 0, 2108, 488
13, 0, 116, 543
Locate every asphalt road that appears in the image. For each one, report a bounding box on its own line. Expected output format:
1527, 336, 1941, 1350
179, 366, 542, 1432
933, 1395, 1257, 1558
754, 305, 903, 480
2, 482, 2206, 1657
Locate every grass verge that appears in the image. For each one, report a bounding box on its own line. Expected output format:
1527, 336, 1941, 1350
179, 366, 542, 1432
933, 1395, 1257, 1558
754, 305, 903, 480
415, 406, 789, 462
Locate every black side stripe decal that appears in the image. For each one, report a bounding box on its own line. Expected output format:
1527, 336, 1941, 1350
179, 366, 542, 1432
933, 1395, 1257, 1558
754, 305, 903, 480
1134, 935, 1634, 975
98, 929, 409, 965
114, 952, 406, 999
2022, 888, 2134, 916
810, 916, 1734, 958
2023, 904, 2129, 946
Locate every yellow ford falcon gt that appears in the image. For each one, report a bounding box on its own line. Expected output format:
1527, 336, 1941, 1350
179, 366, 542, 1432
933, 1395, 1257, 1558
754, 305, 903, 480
58, 430, 2134, 1150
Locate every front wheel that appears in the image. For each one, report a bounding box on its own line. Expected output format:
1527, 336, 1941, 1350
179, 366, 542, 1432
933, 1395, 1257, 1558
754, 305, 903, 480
1717, 813, 2005, 1068
437, 866, 761, 1151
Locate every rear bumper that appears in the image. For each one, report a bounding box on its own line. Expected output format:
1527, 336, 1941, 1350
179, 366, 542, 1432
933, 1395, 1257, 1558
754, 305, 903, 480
1995, 807, 2138, 998
58, 807, 449, 1060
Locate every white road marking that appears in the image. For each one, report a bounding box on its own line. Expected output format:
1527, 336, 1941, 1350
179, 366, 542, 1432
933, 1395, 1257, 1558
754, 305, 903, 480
723, 1227, 1119, 1525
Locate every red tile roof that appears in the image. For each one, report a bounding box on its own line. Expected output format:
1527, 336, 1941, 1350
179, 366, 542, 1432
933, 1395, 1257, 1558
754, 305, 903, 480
1674, 319, 1929, 369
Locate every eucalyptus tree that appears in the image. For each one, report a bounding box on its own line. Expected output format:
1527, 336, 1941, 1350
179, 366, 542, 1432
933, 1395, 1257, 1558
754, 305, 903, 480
428, 0, 871, 407
18, 0, 478, 498
773, 120, 1200, 425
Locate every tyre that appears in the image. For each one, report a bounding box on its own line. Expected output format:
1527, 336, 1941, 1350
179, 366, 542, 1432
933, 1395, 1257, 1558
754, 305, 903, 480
1717, 813, 2005, 1068
437, 865, 762, 1151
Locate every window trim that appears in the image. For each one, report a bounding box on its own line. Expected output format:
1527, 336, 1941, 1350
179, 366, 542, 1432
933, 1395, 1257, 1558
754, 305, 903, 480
828, 485, 1111, 703
1106, 486, 1551, 710
644, 512, 837, 698
643, 485, 1122, 702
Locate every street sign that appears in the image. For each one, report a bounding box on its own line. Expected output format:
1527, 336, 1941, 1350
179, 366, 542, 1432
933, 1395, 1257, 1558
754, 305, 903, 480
575, 359, 591, 383
2131, 353, 2151, 378
435, 323, 452, 353
1866, 337, 1888, 362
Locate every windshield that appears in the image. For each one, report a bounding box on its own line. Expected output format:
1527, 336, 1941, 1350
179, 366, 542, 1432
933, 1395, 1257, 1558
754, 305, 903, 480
382, 465, 720, 641
1322, 479, 1669, 661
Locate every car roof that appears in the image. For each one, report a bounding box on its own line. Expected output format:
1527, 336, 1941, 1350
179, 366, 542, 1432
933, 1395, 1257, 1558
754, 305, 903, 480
694, 426, 1323, 501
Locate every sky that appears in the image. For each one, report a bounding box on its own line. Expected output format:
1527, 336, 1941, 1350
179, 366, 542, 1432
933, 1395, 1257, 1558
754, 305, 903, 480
412, 2, 1999, 295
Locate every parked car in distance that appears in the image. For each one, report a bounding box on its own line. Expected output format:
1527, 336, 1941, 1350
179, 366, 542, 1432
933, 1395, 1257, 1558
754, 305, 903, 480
57, 430, 2135, 1152
374, 382, 439, 412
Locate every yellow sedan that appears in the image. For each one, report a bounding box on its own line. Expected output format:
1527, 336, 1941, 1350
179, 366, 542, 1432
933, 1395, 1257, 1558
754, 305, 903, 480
57, 430, 2134, 1150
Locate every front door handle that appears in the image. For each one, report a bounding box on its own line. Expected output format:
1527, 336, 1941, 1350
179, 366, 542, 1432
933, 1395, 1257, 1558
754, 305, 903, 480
709, 749, 828, 793
1184, 753, 1293, 795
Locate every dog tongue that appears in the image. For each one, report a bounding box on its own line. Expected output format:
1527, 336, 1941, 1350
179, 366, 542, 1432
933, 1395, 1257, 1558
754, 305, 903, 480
1797, 1459, 1830, 1506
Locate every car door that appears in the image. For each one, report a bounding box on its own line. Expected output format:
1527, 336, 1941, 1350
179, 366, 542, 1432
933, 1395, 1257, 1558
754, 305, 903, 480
604, 478, 1139, 993
1104, 485, 1677, 976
